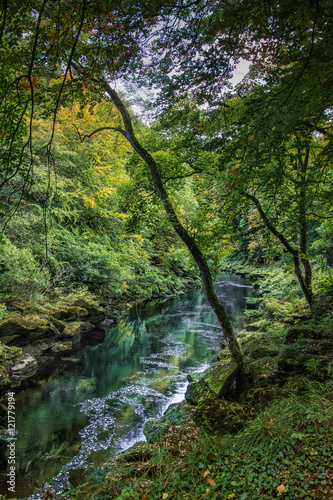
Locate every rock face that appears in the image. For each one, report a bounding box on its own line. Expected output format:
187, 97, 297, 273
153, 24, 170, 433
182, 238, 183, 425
0, 301, 109, 397
0, 343, 22, 393
11, 354, 38, 380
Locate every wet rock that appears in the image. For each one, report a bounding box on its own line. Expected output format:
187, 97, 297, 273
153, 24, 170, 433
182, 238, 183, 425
22, 340, 54, 357
49, 342, 72, 354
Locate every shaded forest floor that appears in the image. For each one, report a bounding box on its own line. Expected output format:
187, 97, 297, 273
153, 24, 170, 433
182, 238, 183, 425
71, 263, 333, 500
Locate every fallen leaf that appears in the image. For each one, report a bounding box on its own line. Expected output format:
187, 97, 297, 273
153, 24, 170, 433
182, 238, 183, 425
203, 470, 210, 478
142, 495, 149, 500
277, 484, 286, 493
208, 478, 216, 486
162, 494, 168, 500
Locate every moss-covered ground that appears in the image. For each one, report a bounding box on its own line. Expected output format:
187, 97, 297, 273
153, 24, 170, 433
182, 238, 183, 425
66, 265, 333, 499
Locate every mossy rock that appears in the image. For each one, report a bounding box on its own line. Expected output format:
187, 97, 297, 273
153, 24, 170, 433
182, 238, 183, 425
0, 342, 22, 394
49, 317, 66, 333
244, 310, 263, 323
186, 361, 239, 405
247, 346, 279, 360
285, 325, 316, 343
56, 307, 89, 322
0, 334, 29, 347
244, 319, 270, 332
62, 321, 83, 338
245, 297, 263, 310
0, 314, 57, 342
116, 441, 155, 463
144, 401, 196, 443
191, 397, 250, 435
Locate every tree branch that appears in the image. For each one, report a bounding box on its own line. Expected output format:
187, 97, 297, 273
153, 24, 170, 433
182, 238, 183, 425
74, 125, 126, 142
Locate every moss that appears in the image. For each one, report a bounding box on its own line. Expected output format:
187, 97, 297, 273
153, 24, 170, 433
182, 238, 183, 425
185, 361, 239, 405
0, 342, 22, 393
244, 319, 270, 332
62, 321, 83, 338
191, 397, 251, 435
0, 313, 50, 336
144, 401, 197, 443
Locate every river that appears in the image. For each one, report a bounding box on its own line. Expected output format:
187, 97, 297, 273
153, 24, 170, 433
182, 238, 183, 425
0, 273, 253, 498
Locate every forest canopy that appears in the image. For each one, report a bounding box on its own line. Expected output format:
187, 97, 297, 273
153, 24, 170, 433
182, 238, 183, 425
0, 0, 332, 317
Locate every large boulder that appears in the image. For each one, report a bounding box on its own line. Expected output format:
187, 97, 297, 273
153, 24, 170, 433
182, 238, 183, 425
185, 361, 239, 405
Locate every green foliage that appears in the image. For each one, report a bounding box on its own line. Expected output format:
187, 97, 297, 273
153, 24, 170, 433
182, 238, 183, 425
0, 101, 200, 307
0, 239, 49, 301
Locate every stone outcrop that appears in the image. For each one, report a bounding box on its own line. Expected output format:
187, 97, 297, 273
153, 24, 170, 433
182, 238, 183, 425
0, 300, 110, 397
186, 361, 239, 405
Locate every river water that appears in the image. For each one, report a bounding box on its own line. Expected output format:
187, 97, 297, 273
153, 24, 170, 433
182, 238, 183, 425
0, 273, 252, 498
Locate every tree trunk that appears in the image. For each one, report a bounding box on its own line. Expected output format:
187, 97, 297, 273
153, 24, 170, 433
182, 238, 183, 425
103, 82, 244, 366
298, 145, 313, 294
244, 192, 314, 308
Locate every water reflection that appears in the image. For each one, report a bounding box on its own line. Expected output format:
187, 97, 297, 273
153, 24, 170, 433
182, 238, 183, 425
0, 273, 252, 498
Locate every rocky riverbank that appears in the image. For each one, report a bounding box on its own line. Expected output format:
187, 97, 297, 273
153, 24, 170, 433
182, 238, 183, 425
71, 264, 333, 500
0, 295, 111, 398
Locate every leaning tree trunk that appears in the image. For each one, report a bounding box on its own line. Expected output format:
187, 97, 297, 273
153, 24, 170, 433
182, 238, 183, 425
244, 192, 314, 308
102, 82, 243, 366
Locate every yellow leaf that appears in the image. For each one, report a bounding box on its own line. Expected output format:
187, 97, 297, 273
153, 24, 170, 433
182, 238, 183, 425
277, 484, 286, 493
203, 470, 210, 478
208, 478, 216, 486
228, 495, 235, 499
162, 494, 168, 499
